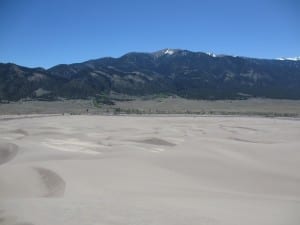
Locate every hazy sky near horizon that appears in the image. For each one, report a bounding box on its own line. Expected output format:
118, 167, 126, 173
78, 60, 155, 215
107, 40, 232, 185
0, 0, 299, 68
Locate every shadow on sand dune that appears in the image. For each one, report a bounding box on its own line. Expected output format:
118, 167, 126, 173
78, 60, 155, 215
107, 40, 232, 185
136, 137, 176, 146
34, 167, 66, 197
0, 143, 18, 166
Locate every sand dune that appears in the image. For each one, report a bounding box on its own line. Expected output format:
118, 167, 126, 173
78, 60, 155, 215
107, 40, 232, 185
0, 143, 18, 165
34, 167, 66, 198
0, 115, 300, 225
0, 166, 65, 199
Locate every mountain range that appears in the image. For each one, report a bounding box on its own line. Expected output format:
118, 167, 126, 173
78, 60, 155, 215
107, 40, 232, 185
1, 49, 300, 101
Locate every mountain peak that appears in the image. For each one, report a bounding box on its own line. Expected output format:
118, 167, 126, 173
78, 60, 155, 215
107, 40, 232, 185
152, 48, 184, 57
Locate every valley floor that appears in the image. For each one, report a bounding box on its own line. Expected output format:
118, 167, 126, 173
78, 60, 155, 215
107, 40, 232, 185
0, 115, 300, 225
1, 97, 300, 116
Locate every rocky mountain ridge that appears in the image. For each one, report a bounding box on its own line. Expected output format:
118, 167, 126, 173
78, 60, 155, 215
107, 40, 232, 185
1, 49, 300, 101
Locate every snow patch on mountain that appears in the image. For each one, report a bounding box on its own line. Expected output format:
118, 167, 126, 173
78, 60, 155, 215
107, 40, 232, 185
164, 49, 175, 55
152, 48, 179, 57
277, 57, 300, 61
206, 52, 217, 57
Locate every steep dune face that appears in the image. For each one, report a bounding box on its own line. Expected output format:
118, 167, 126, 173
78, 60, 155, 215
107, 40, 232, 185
0, 115, 300, 225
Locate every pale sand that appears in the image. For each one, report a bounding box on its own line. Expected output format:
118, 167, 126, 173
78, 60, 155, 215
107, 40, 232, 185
0, 115, 300, 225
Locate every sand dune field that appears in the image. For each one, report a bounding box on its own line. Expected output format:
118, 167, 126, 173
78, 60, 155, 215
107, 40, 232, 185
0, 115, 300, 225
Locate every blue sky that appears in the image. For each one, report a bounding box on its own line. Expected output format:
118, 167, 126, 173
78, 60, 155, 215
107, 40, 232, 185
0, 0, 299, 68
